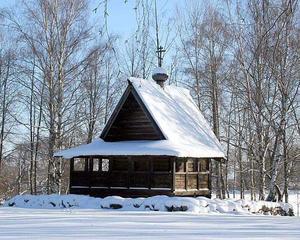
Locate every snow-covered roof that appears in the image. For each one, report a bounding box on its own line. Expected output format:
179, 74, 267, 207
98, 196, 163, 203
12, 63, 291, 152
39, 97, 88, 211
55, 77, 225, 159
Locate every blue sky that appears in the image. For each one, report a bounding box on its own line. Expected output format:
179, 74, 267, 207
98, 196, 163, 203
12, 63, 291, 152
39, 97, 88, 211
92, 0, 183, 40
1, 0, 224, 70
1, 0, 181, 38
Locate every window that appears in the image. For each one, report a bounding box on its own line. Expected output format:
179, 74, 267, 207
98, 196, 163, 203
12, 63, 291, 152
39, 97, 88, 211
73, 158, 86, 171
187, 159, 198, 172
93, 159, 100, 171
199, 160, 208, 172
176, 161, 185, 172
101, 159, 110, 172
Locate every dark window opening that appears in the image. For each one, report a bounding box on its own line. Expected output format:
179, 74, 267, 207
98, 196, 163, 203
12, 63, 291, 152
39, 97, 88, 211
93, 159, 100, 171
187, 159, 198, 172
73, 158, 86, 172
101, 159, 110, 172
199, 160, 208, 172
176, 161, 185, 172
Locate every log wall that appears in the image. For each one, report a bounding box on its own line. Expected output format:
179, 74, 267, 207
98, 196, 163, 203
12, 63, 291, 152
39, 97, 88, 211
70, 156, 173, 197
103, 92, 163, 141
174, 158, 210, 197
70, 156, 211, 198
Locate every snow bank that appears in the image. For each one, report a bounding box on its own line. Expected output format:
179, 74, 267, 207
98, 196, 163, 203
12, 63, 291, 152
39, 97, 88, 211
3, 194, 294, 216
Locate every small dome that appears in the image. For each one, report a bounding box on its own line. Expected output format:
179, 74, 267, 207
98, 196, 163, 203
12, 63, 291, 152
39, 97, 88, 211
152, 67, 168, 88
152, 67, 168, 75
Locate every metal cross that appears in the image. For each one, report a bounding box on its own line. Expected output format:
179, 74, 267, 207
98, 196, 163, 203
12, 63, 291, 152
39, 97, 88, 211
156, 46, 166, 67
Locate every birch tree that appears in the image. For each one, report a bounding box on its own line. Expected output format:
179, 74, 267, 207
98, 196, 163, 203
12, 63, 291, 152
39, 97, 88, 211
6, 0, 93, 193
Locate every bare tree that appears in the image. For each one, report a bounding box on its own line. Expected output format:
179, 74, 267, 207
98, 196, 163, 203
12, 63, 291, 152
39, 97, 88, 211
177, 2, 232, 199
6, 0, 93, 193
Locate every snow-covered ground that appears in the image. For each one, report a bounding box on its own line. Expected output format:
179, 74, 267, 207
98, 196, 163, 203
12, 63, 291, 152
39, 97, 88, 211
0, 207, 299, 240
1, 194, 299, 239
3, 194, 294, 216
289, 192, 300, 216
217, 191, 300, 217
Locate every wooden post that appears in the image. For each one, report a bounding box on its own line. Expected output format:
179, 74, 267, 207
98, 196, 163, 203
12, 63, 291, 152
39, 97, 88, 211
297, 190, 299, 217
149, 159, 153, 189
69, 158, 74, 194
185, 160, 188, 190
88, 157, 92, 195
127, 156, 132, 189
197, 159, 200, 190
108, 157, 111, 189
85, 158, 89, 172
208, 159, 212, 198
172, 158, 176, 192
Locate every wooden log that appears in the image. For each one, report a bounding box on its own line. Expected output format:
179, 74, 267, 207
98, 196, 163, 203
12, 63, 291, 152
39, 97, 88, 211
69, 158, 74, 193
148, 159, 153, 189
172, 158, 176, 192
185, 160, 187, 190
127, 157, 132, 189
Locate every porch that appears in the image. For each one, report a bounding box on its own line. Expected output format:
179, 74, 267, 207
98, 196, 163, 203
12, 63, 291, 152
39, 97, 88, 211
69, 156, 211, 198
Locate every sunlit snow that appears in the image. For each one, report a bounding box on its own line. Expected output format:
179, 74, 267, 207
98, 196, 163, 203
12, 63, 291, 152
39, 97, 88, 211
0, 208, 299, 240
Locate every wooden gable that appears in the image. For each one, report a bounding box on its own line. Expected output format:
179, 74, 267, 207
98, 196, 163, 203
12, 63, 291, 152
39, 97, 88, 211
100, 82, 165, 141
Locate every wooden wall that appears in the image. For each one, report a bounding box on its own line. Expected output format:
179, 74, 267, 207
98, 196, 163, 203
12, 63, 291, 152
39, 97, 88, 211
70, 156, 211, 198
70, 156, 173, 197
103, 92, 163, 141
174, 158, 210, 197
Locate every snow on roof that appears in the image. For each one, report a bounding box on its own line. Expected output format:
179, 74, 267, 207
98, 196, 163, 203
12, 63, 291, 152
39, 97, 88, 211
55, 77, 225, 159
152, 67, 168, 75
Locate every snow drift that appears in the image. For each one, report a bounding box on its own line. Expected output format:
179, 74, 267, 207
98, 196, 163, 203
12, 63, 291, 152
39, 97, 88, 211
3, 194, 293, 216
